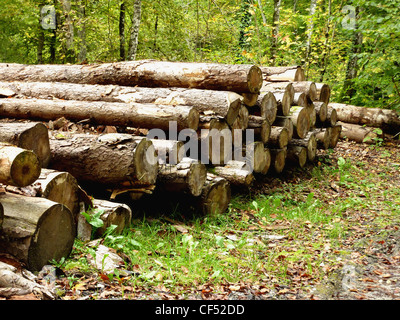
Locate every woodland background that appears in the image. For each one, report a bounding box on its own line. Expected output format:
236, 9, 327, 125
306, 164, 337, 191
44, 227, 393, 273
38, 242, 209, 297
0, 0, 399, 111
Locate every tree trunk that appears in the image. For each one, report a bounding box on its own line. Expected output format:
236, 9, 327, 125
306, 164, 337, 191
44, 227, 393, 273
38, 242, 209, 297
269, 148, 287, 173
291, 81, 317, 102
0, 81, 241, 127
289, 106, 310, 139
60, 0, 75, 63
241, 93, 259, 107
307, 103, 316, 128
292, 92, 308, 107
0, 98, 199, 131
313, 101, 328, 123
314, 128, 331, 149
329, 102, 400, 134
77, 1, 87, 63
0, 121, 50, 168
196, 173, 231, 216
260, 82, 293, 116
0, 201, 3, 230
286, 146, 307, 168
119, 2, 126, 61
214, 161, 254, 187
49, 133, 158, 187
230, 105, 249, 131
329, 125, 342, 148
251, 91, 277, 125
289, 131, 317, 161
270, 0, 283, 65
305, 0, 318, 74
0, 193, 76, 271
259, 66, 305, 82
127, 0, 142, 61
157, 158, 207, 197
247, 116, 271, 144
268, 126, 289, 149
338, 121, 379, 144
0, 61, 263, 93
150, 139, 185, 165
245, 142, 271, 174
199, 120, 231, 166
315, 83, 331, 104
0, 144, 41, 187
273, 116, 294, 141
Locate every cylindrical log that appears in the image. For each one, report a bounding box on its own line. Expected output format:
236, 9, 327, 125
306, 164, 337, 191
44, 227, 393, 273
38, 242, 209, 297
261, 82, 295, 100
150, 139, 185, 165
291, 81, 317, 102
313, 101, 328, 123
231, 105, 249, 131
329, 125, 342, 148
315, 83, 331, 104
292, 92, 308, 108
260, 83, 293, 117
289, 106, 310, 139
338, 121, 380, 144
0, 81, 242, 127
329, 102, 400, 133
307, 103, 316, 128
0, 143, 41, 187
0, 61, 263, 93
49, 133, 158, 187
197, 173, 231, 216
269, 148, 287, 174
289, 132, 317, 162
251, 91, 277, 125
273, 116, 294, 141
245, 142, 270, 174
247, 116, 271, 144
314, 128, 332, 150
0, 122, 51, 168
259, 66, 305, 82
268, 126, 289, 149
157, 158, 207, 197
241, 93, 259, 107
286, 146, 307, 168
214, 161, 254, 187
0, 98, 199, 131
0, 193, 76, 271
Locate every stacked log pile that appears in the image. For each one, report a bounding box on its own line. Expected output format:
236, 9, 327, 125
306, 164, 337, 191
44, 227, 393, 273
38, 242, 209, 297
0, 59, 398, 273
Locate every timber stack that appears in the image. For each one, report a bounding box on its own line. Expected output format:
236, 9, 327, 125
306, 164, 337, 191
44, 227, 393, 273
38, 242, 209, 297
0, 59, 398, 272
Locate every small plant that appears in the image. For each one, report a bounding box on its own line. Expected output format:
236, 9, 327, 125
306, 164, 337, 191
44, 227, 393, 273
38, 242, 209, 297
80, 208, 105, 239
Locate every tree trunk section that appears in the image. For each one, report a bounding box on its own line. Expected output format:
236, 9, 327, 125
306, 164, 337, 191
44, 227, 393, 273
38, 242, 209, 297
289, 132, 317, 161
0, 144, 41, 187
0, 193, 76, 271
329, 125, 342, 148
315, 83, 331, 104
245, 142, 271, 174
250, 92, 277, 125
286, 146, 307, 168
214, 161, 254, 187
0, 98, 199, 131
270, 148, 287, 173
0, 61, 263, 94
314, 128, 331, 150
313, 101, 328, 123
259, 66, 305, 82
247, 116, 271, 144
150, 139, 185, 165
0, 121, 50, 168
49, 133, 158, 187
289, 106, 310, 139
268, 126, 289, 149
291, 81, 317, 102
273, 116, 294, 141
127, 0, 142, 61
338, 121, 379, 144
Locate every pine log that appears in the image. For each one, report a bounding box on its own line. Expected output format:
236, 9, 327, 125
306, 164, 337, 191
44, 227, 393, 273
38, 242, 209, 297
338, 121, 380, 144
268, 126, 289, 149
0, 193, 76, 271
241, 93, 259, 107
270, 148, 287, 174
289, 106, 310, 139
245, 142, 271, 174
329, 125, 342, 148
286, 146, 307, 168
315, 83, 331, 104
289, 132, 317, 162
199, 120, 231, 165
313, 101, 328, 123
329, 103, 400, 134
291, 81, 317, 102
157, 158, 207, 197
292, 92, 308, 108
0, 81, 242, 127
0, 60, 263, 93
273, 116, 294, 141
314, 128, 332, 150
0, 144, 41, 187
231, 104, 249, 131
325, 106, 338, 127
150, 139, 185, 165
251, 91, 277, 125
49, 133, 158, 187
197, 173, 231, 216
260, 83, 293, 116
259, 66, 305, 82
307, 103, 317, 128
261, 82, 295, 100
247, 115, 271, 144
214, 161, 254, 187
0, 98, 199, 131
0, 122, 51, 168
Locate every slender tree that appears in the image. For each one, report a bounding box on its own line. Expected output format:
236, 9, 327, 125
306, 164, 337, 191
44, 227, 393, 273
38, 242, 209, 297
119, 1, 126, 61
270, 0, 282, 66
127, 0, 142, 61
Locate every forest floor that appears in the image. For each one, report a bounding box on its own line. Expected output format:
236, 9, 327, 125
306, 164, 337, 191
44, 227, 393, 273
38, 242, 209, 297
4, 136, 400, 301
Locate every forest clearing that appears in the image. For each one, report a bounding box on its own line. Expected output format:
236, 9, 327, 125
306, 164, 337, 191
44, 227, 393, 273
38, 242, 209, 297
0, 0, 399, 303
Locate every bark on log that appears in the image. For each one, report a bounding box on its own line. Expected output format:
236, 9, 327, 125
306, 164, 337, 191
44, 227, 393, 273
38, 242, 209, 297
199, 120, 231, 166
273, 116, 294, 141
0, 144, 41, 187
247, 116, 271, 144
245, 142, 271, 174
0, 201, 3, 230
259, 66, 305, 82
0, 193, 76, 271
150, 139, 185, 165
314, 128, 332, 150
313, 101, 328, 123
231, 105, 249, 131
251, 91, 277, 125
338, 121, 379, 144
196, 173, 231, 216
292, 92, 308, 108
270, 148, 287, 174
0, 81, 242, 127
307, 103, 317, 128
315, 83, 331, 104
0, 98, 199, 131
291, 81, 317, 102
329, 102, 400, 134
326, 106, 338, 127
241, 93, 259, 107
214, 161, 254, 187
268, 126, 289, 149
261, 82, 295, 101
286, 146, 307, 168
260, 83, 293, 116
329, 125, 342, 148
157, 158, 207, 197
0, 60, 263, 93
289, 132, 317, 162
0, 122, 51, 168
289, 106, 310, 139
49, 133, 158, 187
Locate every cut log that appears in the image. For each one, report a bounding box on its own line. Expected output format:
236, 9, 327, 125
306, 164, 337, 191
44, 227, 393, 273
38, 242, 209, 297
0, 122, 51, 168
289, 132, 317, 162
329, 102, 400, 134
268, 126, 289, 149
261, 82, 295, 100
291, 81, 317, 102
314, 128, 332, 150
259, 66, 305, 82
196, 173, 231, 216
150, 139, 185, 165
247, 116, 271, 144
307, 103, 317, 128
157, 158, 207, 197
338, 121, 380, 144
260, 83, 293, 117
49, 133, 158, 187
326, 106, 338, 127
0, 60, 263, 93
273, 116, 294, 141
245, 142, 271, 174
0, 98, 199, 131
214, 161, 254, 187
269, 148, 287, 174
231, 105, 249, 131
199, 120, 231, 165
0, 81, 242, 127
329, 125, 342, 148
251, 91, 277, 125
313, 101, 328, 123
289, 106, 310, 139
292, 92, 308, 108
241, 93, 259, 107
286, 146, 307, 168
0, 193, 76, 271
315, 83, 331, 104
0, 144, 41, 187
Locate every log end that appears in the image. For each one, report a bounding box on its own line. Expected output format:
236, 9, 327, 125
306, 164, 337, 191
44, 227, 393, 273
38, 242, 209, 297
247, 66, 263, 94
201, 177, 231, 216
10, 150, 41, 187
134, 139, 159, 186
187, 162, 207, 197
